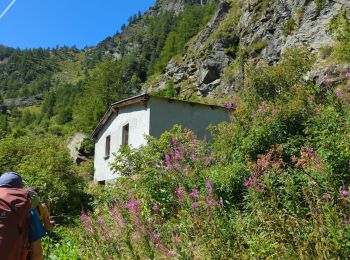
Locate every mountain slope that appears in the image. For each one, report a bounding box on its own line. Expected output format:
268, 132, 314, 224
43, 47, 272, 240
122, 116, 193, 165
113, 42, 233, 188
144, 0, 350, 99
0, 0, 350, 135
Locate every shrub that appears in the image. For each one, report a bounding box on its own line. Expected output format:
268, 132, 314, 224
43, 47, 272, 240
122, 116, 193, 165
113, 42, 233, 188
281, 17, 296, 36
0, 135, 87, 215
328, 10, 350, 62
247, 47, 315, 100
315, 0, 326, 14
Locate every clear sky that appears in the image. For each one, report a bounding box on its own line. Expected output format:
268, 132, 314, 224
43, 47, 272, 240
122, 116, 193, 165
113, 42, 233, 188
0, 0, 156, 49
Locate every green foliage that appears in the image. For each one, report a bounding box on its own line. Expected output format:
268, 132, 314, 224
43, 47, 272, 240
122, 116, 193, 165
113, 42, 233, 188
315, 0, 326, 14
328, 10, 350, 62
238, 40, 268, 59
305, 106, 350, 184
150, 80, 177, 98
42, 225, 80, 259
0, 135, 88, 215
247, 47, 315, 100
281, 17, 296, 36
0, 47, 79, 98
153, 3, 217, 72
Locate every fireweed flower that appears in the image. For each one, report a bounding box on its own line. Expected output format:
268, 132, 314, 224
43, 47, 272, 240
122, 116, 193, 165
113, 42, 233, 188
175, 187, 185, 201
152, 203, 160, 212
171, 136, 177, 144
307, 147, 315, 156
206, 179, 213, 196
225, 102, 233, 112
346, 71, 350, 78
125, 198, 141, 210
192, 202, 199, 210
189, 188, 199, 199
165, 154, 172, 169
322, 78, 332, 85
174, 151, 181, 161
117, 216, 126, 226
322, 193, 331, 199
96, 218, 104, 225
341, 186, 349, 197
152, 232, 161, 249
80, 210, 87, 223
205, 197, 215, 209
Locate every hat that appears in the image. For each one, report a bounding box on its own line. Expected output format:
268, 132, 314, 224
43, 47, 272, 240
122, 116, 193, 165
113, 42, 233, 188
0, 172, 25, 188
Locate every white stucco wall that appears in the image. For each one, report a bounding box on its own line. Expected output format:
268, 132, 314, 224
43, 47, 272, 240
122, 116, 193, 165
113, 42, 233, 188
149, 97, 230, 140
94, 103, 150, 182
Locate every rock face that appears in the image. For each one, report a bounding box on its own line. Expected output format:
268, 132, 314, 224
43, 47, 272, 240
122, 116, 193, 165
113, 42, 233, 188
1, 95, 43, 110
146, 1, 233, 97
146, 0, 350, 98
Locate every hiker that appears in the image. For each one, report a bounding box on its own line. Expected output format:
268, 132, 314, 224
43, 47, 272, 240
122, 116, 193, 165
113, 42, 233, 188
0, 172, 46, 260
29, 187, 54, 231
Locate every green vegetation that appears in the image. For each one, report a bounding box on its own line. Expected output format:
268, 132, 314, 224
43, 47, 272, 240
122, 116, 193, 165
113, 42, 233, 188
281, 17, 296, 36
2, 1, 350, 258
0, 134, 89, 215
315, 0, 326, 14
150, 80, 177, 98
151, 3, 217, 73
238, 40, 268, 59
328, 10, 350, 62
0, 47, 79, 98
40, 47, 350, 258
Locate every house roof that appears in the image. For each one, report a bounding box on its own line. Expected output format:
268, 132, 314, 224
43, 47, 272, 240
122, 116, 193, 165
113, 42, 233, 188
91, 93, 226, 139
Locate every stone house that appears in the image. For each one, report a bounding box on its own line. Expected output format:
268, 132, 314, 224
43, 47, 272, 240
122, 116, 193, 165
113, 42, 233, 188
91, 94, 229, 183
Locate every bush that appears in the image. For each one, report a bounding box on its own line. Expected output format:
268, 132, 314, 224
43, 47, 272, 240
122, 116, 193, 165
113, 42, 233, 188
328, 10, 350, 62
247, 47, 315, 100
281, 17, 296, 36
0, 135, 87, 216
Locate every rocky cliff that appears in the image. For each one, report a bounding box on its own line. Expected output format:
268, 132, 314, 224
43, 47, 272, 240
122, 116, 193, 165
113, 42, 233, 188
144, 0, 350, 99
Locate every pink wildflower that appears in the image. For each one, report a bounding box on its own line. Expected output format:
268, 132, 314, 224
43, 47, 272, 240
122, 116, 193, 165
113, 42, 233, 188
96, 218, 104, 225
172, 136, 177, 144
125, 199, 141, 210
165, 154, 172, 169
205, 197, 215, 209
322, 193, 331, 200
346, 71, 350, 78
191, 202, 199, 210
307, 147, 315, 156
174, 151, 181, 160
80, 210, 87, 223
152, 203, 160, 212
175, 187, 185, 201
322, 78, 332, 85
341, 186, 349, 197
189, 188, 199, 199
205, 179, 213, 196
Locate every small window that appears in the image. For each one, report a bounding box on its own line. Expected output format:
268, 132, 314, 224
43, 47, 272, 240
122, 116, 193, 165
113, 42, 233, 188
98, 180, 105, 186
105, 135, 111, 159
122, 124, 129, 146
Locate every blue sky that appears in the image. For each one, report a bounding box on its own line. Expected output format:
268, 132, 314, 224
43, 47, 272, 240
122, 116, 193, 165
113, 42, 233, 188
0, 0, 156, 49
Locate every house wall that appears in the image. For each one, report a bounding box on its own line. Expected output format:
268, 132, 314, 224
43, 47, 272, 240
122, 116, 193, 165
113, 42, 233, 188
94, 103, 150, 182
149, 97, 230, 140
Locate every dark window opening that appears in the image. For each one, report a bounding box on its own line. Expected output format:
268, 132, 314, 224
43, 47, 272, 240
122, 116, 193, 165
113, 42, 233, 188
105, 135, 111, 159
98, 180, 105, 186
122, 124, 129, 146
